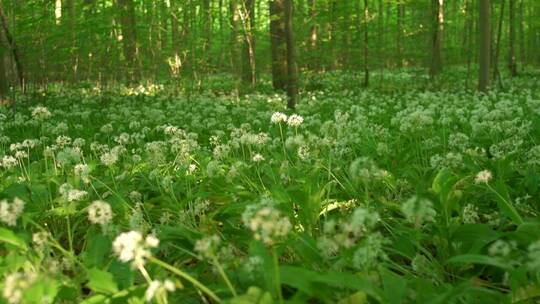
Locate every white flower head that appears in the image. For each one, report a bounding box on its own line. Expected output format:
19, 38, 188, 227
145, 280, 176, 302
0, 198, 25, 226
2, 271, 37, 304
252, 153, 265, 163
31, 106, 51, 120
112, 231, 159, 268
475, 170, 492, 184
287, 114, 304, 127
88, 200, 113, 226
271, 112, 288, 124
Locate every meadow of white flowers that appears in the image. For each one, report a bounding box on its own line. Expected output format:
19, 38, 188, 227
0, 73, 539, 303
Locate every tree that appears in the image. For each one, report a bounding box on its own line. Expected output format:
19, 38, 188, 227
508, 0, 517, 76
117, 0, 139, 83
430, 0, 444, 76
479, 0, 491, 93
0, 46, 7, 98
284, 0, 298, 108
363, 0, 369, 86
240, 0, 256, 86
269, 0, 287, 91
0, 1, 23, 91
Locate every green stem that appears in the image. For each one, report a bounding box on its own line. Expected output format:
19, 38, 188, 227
212, 257, 237, 297
150, 257, 222, 303
272, 247, 284, 304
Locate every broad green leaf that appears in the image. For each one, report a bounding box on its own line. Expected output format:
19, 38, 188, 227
86, 268, 119, 295
446, 254, 510, 270
0, 227, 27, 250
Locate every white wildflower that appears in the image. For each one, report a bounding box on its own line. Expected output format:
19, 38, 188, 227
0, 198, 25, 226
252, 153, 264, 163
88, 200, 113, 225
287, 114, 304, 127
145, 280, 176, 303
271, 112, 288, 124
475, 170, 492, 184
112, 231, 159, 267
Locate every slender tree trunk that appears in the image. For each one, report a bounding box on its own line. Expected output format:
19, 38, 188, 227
284, 0, 298, 108
118, 0, 138, 83
0, 2, 23, 91
479, 0, 491, 93
0, 48, 7, 98
492, 0, 505, 82
508, 0, 517, 76
397, 1, 404, 68
430, 0, 443, 76
230, 0, 242, 90
307, 0, 318, 70
269, 0, 287, 91
363, 0, 369, 86
240, 0, 256, 86
517, 0, 526, 68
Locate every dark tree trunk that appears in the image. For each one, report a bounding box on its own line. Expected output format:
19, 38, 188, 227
430, 0, 443, 76
269, 0, 287, 91
479, 0, 491, 93
508, 0, 517, 76
241, 0, 256, 86
118, 0, 139, 83
0, 2, 23, 91
284, 0, 298, 108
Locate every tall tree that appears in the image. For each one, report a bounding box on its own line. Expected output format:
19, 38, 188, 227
240, 0, 256, 86
479, 0, 491, 93
284, 0, 298, 108
118, 0, 139, 83
0, 46, 7, 98
430, 0, 444, 76
0, 1, 23, 91
363, 0, 369, 86
508, 0, 517, 76
269, 0, 287, 91
230, 0, 242, 89
396, 0, 404, 68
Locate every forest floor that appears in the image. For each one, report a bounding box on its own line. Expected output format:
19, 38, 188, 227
0, 70, 539, 303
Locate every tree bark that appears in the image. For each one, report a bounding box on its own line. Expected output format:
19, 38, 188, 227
492, 0, 505, 81
0, 2, 23, 91
397, 1, 404, 68
240, 0, 256, 86
0, 47, 7, 98
478, 0, 491, 93
230, 0, 242, 89
363, 0, 369, 86
508, 0, 517, 76
269, 0, 287, 91
430, 0, 443, 76
284, 0, 298, 108
117, 0, 139, 83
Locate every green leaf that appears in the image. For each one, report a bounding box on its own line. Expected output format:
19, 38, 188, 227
491, 180, 524, 225
446, 254, 510, 270
86, 268, 119, 295
83, 234, 111, 268
0, 227, 27, 250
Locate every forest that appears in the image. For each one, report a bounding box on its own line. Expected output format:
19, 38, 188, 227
0, 0, 540, 303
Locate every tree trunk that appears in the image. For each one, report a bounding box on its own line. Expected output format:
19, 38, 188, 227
269, 0, 287, 91
508, 0, 517, 76
284, 0, 298, 108
492, 0, 505, 82
0, 48, 7, 98
397, 1, 404, 68
307, 0, 318, 70
230, 0, 242, 89
118, 0, 139, 83
479, 0, 491, 93
0, 2, 23, 91
430, 0, 443, 76
240, 0, 256, 86
363, 0, 369, 86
